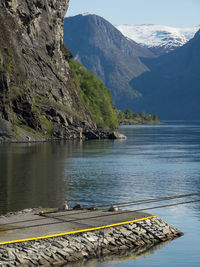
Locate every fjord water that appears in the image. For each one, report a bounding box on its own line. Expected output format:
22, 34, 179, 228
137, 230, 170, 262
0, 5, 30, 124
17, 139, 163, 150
0, 121, 200, 266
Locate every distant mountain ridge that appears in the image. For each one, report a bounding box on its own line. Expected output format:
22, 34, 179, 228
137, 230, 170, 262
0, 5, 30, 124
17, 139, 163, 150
130, 29, 200, 119
64, 14, 155, 109
117, 24, 199, 55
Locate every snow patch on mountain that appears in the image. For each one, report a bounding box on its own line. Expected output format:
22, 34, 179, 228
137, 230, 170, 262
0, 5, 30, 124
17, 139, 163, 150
66, 12, 94, 18
116, 24, 199, 54
82, 12, 93, 16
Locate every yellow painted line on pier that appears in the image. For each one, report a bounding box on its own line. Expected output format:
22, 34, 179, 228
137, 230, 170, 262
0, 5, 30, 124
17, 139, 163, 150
0, 215, 156, 246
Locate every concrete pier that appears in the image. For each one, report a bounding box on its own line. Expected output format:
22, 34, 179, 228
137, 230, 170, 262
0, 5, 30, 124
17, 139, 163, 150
0, 209, 183, 266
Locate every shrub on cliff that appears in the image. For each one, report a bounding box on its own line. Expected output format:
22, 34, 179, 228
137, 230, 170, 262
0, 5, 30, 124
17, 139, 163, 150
69, 60, 118, 130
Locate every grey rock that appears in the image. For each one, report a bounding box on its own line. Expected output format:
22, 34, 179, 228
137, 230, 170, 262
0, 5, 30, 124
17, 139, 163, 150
51, 241, 64, 249
109, 132, 127, 140
73, 204, 83, 210
120, 228, 132, 236
108, 205, 119, 212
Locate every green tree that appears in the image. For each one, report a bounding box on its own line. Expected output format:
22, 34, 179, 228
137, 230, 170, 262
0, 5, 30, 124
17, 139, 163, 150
139, 111, 146, 118
115, 110, 125, 122
152, 114, 158, 121
124, 109, 133, 119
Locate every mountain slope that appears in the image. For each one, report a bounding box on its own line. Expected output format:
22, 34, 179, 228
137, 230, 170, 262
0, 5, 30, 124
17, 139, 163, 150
130, 29, 200, 119
117, 24, 199, 56
0, 1, 113, 142
69, 60, 118, 129
64, 14, 155, 109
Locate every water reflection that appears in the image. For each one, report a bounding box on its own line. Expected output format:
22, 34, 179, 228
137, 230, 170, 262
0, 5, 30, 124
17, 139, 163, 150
1, 122, 200, 214
0, 140, 115, 214
0, 141, 74, 213
62, 240, 171, 267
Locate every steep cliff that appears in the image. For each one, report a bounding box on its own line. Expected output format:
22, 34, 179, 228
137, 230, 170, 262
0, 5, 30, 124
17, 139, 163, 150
0, 0, 108, 142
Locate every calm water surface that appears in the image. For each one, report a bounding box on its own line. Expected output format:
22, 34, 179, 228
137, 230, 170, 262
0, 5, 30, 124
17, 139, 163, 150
0, 121, 200, 266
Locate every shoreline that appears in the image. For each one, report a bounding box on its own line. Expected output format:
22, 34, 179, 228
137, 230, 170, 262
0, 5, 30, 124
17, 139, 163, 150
0, 131, 126, 144
119, 120, 163, 125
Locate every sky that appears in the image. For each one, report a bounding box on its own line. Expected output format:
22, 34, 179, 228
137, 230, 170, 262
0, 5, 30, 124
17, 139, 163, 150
66, 0, 200, 28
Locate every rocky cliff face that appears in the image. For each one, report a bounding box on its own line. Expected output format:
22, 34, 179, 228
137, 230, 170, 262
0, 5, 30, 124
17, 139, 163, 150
0, 0, 105, 142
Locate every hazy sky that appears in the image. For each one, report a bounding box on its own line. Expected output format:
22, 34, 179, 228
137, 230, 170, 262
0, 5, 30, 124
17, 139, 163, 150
66, 0, 200, 27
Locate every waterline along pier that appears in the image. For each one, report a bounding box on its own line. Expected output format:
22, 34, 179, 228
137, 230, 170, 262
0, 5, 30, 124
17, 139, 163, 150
0, 192, 200, 266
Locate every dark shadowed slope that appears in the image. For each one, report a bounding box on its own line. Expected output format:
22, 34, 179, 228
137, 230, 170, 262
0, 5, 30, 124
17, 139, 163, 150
130, 29, 200, 119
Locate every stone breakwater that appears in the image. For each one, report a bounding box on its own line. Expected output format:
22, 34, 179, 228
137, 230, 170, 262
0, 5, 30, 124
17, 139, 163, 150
0, 216, 183, 266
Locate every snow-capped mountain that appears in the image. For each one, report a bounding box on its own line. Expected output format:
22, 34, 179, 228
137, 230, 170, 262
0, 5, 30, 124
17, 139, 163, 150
117, 24, 199, 55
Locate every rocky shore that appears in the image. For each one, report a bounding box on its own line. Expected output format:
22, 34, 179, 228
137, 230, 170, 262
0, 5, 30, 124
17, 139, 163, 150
0, 118, 126, 143
0, 211, 183, 267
